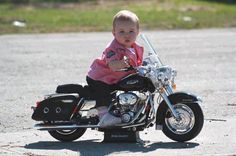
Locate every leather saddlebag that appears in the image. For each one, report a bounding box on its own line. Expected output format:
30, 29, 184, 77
32, 94, 79, 121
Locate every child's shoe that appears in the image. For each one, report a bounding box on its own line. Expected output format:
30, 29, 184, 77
87, 107, 98, 118
88, 106, 121, 127
98, 112, 122, 127
87, 106, 108, 118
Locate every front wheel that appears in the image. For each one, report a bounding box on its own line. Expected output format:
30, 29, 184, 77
162, 103, 204, 142
48, 128, 87, 142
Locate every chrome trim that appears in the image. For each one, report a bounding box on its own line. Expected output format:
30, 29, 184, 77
165, 84, 173, 95
44, 93, 79, 99
129, 104, 145, 124
136, 114, 146, 123
34, 122, 145, 130
70, 98, 84, 120
122, 122, 145, 128
43, 107, 49, 114
161, 92, 180, 119
197, 96, 203, 103
149, 94, 156, 118
165, 103, 195, 135
61, 100, 74, 103
55, 107, 61, 113
34, 123, 99, 130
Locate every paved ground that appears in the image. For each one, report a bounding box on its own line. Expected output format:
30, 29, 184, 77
0, 28, 236, 155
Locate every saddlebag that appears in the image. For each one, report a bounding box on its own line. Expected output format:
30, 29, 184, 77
32, 94, 80, 121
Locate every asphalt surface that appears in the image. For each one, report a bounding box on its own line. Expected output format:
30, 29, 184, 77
0, 28, 236, 155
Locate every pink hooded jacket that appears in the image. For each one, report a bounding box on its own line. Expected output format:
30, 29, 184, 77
87, 39, 144, 84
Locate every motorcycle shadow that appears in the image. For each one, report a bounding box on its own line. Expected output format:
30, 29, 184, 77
25, 139, 199, 155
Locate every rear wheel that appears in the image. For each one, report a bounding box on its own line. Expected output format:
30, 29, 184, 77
48, 128, 87, 142
162, 103, 204, 142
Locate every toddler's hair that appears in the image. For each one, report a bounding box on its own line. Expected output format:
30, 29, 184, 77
113, 10, 139, 29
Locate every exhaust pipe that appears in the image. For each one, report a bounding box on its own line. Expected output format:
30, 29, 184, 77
34, 121, 147, 131
34, 123, 100, 131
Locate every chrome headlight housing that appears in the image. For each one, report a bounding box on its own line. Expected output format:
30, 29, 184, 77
151, 66, 173, 88
157, 72, 165, 82
156, 66, 172, 82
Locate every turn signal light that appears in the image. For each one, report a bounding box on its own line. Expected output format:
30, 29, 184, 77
172, 83, 177, 90
36, 101, 41, 107
159, 87, 165, 93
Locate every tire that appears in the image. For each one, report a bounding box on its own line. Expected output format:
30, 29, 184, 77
162, 102, 204, 142
48, 128, 87, 142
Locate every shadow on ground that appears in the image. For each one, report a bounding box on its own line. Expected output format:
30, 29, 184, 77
25, 139, 199, 155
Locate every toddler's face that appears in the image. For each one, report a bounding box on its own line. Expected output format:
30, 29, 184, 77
112, 20, 139, 48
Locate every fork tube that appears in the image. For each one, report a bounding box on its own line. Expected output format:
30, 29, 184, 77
160, 92, 180, 119
165, 84, 173, 94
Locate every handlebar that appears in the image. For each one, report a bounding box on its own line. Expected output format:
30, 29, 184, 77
117, 65, 151, 77
116, 66, 134, 72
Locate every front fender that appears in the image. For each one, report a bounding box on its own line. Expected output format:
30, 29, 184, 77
164, 92, 202, 104
155, 92, 202, 129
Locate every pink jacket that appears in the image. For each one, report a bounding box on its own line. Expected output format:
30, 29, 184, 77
87, 39, 143, 84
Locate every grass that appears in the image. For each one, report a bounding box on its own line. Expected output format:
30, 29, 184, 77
0, 0, 236, 34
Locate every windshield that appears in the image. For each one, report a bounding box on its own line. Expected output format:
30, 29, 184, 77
137, 34, 163, 67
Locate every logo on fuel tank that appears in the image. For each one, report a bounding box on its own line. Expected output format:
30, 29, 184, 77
126, 79, 139, 85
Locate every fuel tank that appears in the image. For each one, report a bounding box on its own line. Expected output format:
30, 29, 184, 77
117, 74, 155, 92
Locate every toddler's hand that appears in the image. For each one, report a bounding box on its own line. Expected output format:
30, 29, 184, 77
122, 56, 130, 68
108, 59, 130, 71
123, 56, 130, 67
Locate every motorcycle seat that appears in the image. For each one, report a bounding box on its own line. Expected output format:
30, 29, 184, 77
56, 84, 94, 100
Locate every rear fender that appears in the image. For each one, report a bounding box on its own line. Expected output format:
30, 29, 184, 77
155, 92, 202, 129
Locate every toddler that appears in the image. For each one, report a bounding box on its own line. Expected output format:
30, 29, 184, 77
86, 10, 144, 127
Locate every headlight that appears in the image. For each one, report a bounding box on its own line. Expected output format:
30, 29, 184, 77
157, 72, 165, 82
172, 69, 177, 77
155, 66, 173, 84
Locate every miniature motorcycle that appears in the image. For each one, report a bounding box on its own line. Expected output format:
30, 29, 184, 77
31, 34, 204, 142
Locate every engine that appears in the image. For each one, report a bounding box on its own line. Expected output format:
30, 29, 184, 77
112, 91, 148, 123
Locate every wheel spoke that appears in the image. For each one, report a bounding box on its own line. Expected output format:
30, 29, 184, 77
165, 103, 195, 135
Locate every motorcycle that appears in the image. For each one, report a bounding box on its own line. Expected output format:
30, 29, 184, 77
31, 34, 204, 142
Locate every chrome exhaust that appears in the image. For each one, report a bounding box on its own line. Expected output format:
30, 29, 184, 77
34, 122, 145, 130
34, 123, 100, 131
